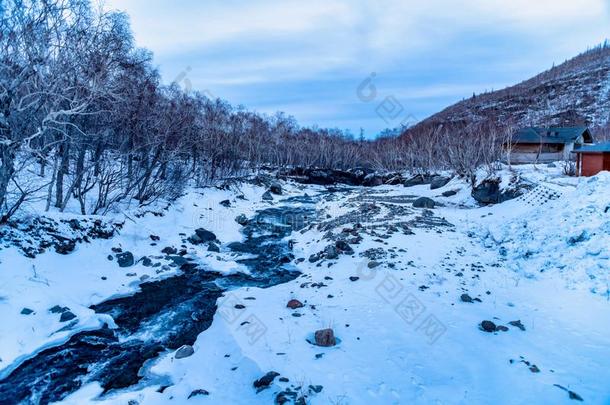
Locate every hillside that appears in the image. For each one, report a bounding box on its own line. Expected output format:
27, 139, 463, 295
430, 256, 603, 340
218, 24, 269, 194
416, 44, 610, 129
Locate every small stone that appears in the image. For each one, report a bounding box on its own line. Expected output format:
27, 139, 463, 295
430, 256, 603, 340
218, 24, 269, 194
188, 389, 210, 398
116, 251, 134, 267
262, 191, 274, 201
253, 371, 280, 390
314, 328, 336, 347
149, 234, 160, 241
175, 345, 195, 359
59, 311, 77, 322
349, 276, 359, 282
161, 246, 177, 255
269, 183, 283, 195
308, 385, 323, 394
367, 261, 380, 269
219, 199, 231, 207
207, 242, 220, 252
20, 308, 34, 315
460, 294, 473, 303
442, 189, 458, 197
480, 320, 497, 332
496, 325, 509, 332
509, 320, 526, 331
234, 304, 245, 309
235, 214, 249, 225
529, 364, 540, 373
49, 305, 68, 314
287, 299, 304, 309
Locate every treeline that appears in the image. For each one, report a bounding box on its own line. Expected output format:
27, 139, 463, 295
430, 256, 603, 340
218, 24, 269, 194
0, 0, 512, 222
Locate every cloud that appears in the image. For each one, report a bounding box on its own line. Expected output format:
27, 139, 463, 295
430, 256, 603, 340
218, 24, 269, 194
105, 0, 610, 135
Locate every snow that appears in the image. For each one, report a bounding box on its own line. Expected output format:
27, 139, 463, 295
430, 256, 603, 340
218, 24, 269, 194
2, 166, 610, 404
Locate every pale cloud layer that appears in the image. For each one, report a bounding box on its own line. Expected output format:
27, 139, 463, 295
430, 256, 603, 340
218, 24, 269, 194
106, 0, 610, 136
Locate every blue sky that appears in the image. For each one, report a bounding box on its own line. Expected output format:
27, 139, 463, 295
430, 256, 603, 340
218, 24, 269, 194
107, 0, 610, 138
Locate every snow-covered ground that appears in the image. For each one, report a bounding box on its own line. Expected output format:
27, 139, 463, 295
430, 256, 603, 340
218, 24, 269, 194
1, 166, 609, 404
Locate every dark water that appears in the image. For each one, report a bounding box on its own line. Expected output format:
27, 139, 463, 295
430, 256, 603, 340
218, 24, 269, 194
0, 195, 317, 404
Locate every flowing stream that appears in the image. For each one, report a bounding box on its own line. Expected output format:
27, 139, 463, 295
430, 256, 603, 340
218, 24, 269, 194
0, 195, 318, 404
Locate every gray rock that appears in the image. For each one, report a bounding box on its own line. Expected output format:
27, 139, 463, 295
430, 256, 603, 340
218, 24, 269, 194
207, 242, 220, 252
362, 173, 383, 187
262, 191, 274, 201
219, 199, 231, 207
116, 251, 134, 267
59, 311, 77, 322
509, 320, 526, 331
253, 371, 280, 390
235, 214, 249, 225
188, 389, 210, 398
20, 308, 34, 315
323, 245, 339, 260
442, 189, 458, 197
367, 260, 381, 269
430, 176, 451, 190
195, 228, 217, 242
460, 294, 473, 303
471, 179, 527, 205
167, 255, 188, 266
413, 197, 435, 208
269, 182, 283, 195
480, 320, 497, 332
335, 240, 354, 255
175, 344, 195, 359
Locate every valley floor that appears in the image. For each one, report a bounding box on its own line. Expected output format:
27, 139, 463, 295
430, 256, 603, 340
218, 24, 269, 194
1, 166, 609, 404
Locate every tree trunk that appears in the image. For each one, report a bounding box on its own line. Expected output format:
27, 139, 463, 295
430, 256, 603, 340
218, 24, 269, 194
0, 143, 16, 217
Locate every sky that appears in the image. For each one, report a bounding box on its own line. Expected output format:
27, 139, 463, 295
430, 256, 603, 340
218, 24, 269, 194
106, 0, 610, 138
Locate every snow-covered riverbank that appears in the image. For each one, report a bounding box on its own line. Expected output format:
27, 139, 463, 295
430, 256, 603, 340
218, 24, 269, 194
1, 167, 609, 404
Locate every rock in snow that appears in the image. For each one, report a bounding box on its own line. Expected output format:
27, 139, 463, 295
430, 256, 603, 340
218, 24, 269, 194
286, 299, 304, 309
413, 197, 436, 208
175, 345, 195, 359
253, 371, 280, 391
314, 328, 336, 347
116, 251, 134, 267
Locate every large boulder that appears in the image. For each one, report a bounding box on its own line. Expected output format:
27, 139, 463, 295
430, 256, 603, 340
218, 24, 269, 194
195, 228, 217, 242
362, 173, 383, 187
404, 174, 432, 187
413, 197, 436, 208
471, 179, 525, 205
430, 176, 451, 190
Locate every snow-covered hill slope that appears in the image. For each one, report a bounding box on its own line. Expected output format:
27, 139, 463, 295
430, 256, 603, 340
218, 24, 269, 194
417, 45, 610, 128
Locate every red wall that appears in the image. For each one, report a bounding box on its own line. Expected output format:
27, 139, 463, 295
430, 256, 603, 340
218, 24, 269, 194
581, 153, 605, 176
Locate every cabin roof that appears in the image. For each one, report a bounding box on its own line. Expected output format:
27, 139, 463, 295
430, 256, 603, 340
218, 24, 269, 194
512, 127, 592, 145
572, 141, 610, 153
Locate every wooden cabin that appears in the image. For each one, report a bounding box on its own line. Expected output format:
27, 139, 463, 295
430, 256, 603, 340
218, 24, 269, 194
572, 142, 610, 176
506, 127, 594, 164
